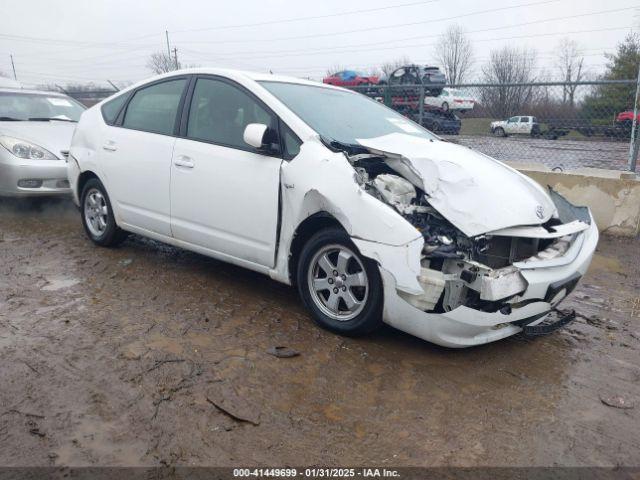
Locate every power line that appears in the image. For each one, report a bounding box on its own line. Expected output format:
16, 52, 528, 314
182, 6, 638, 58
173, 0, 563, 46
0, 1, 440, 53
182, 25, 631, 62
172, 0, 440, 34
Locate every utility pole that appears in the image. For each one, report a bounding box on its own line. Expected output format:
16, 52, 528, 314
172, 47, 179, 70
10, 54, 17, 80
165, 30, 171, 58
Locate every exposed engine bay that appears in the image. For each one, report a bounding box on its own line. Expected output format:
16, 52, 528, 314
346, 151, 585, 315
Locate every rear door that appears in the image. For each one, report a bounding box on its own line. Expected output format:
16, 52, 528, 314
170, 76, 283, 267
99, 77, 188, 236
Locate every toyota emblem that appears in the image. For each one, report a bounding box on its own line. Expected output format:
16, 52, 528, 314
535, 205, 545, 219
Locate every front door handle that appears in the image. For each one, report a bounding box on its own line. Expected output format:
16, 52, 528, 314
174, 155, 194, 169
102, 140, 117, 152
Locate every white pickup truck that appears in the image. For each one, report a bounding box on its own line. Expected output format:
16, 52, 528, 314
491, 116, 540, 136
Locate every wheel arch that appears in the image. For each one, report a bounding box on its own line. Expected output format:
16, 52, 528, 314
77, 170, 100, 200
288, 212, 348, 285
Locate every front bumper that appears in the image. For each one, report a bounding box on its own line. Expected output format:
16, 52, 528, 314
377, 217, 599, 348
0, 153, 70, 197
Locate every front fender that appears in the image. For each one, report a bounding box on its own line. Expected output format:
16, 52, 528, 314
270, 139, 422, 286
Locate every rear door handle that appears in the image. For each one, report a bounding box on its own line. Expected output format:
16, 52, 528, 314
102, 141, 117, 152
174, 155, 194, 169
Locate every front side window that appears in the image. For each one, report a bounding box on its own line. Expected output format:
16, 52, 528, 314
186, 78, 275, 151
122, 79, 186, 135
508, 116, 518, 123
0, 92, 85, 122
260, 81, 437, 146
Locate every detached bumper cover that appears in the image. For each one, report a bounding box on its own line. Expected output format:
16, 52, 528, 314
378, 215, 598, 348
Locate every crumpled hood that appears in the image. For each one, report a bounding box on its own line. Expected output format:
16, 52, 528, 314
0, 121, 77, 159
356, 133, 556, 237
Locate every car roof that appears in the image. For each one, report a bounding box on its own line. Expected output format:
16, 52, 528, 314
132, 67, 335, 90
0, 87, 70, 97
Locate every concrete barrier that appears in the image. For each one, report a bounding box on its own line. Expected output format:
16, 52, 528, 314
506, 162, 640, 237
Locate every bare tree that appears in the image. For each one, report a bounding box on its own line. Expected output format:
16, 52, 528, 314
555, 38, 585, 106
480, 46, 537, 117
434, 25, 474, 84
379, 56, 412, 78
146, 52, 179, 74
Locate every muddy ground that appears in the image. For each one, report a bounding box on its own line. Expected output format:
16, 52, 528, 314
1, 198, 639, 468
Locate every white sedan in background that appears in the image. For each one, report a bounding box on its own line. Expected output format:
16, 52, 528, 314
67, 68, 597, 348
0, 87, 85, 196
424, 88, 475, 112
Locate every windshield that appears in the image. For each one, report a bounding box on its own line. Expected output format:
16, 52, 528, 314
260, 81, 437, 146
0, 92, 85, 121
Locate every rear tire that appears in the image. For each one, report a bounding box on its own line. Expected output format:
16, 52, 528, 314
297, 228, 383, 336
80, 178, 128, 247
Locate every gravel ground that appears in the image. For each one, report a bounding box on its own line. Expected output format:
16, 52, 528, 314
445, 135, 633, 172
1, 198, 639, 468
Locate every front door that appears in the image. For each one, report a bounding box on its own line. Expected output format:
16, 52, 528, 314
170, 77, 282, 268
505, 116, 519, 134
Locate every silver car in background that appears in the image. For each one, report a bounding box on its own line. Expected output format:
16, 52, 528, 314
0, 88, 85, 197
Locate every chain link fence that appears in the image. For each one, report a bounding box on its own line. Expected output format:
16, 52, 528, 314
64, 89, 117, 108
66, 79, 640, 172
347, 79, 640, 173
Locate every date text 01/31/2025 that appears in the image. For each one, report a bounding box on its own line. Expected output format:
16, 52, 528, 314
233, 468, 401, 478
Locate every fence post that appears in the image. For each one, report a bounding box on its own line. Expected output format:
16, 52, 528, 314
383, 84, 391, 107
418, 86, 425, 127
628, 65, 640, 172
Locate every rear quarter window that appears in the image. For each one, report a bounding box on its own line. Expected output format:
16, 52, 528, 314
101, 93, 128, 125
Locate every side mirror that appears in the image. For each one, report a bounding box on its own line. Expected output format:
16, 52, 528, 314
243, 123, 268, 149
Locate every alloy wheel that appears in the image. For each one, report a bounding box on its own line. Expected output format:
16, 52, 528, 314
84, 188, 109, 237
307, 244, 369, 321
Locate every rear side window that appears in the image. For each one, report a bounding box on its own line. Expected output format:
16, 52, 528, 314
101, 94, 128, 125
186, 78, 275, 151
122, 79, 186, 135
520, 117, 529, 123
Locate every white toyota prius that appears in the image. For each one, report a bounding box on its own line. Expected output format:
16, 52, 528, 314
68, 69, 598, 348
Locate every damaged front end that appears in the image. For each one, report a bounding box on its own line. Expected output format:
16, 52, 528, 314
335, 136, 598, 345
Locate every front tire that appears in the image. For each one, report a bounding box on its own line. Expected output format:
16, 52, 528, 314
494, 127, 506, 137
441, 101, 449, 112
80, 178, 128, 247
297, 228, 383, 336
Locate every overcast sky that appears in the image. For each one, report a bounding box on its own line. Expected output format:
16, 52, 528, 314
0, 0, 638, 88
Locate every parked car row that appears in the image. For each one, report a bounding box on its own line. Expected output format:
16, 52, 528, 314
1, 69, 598, 348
